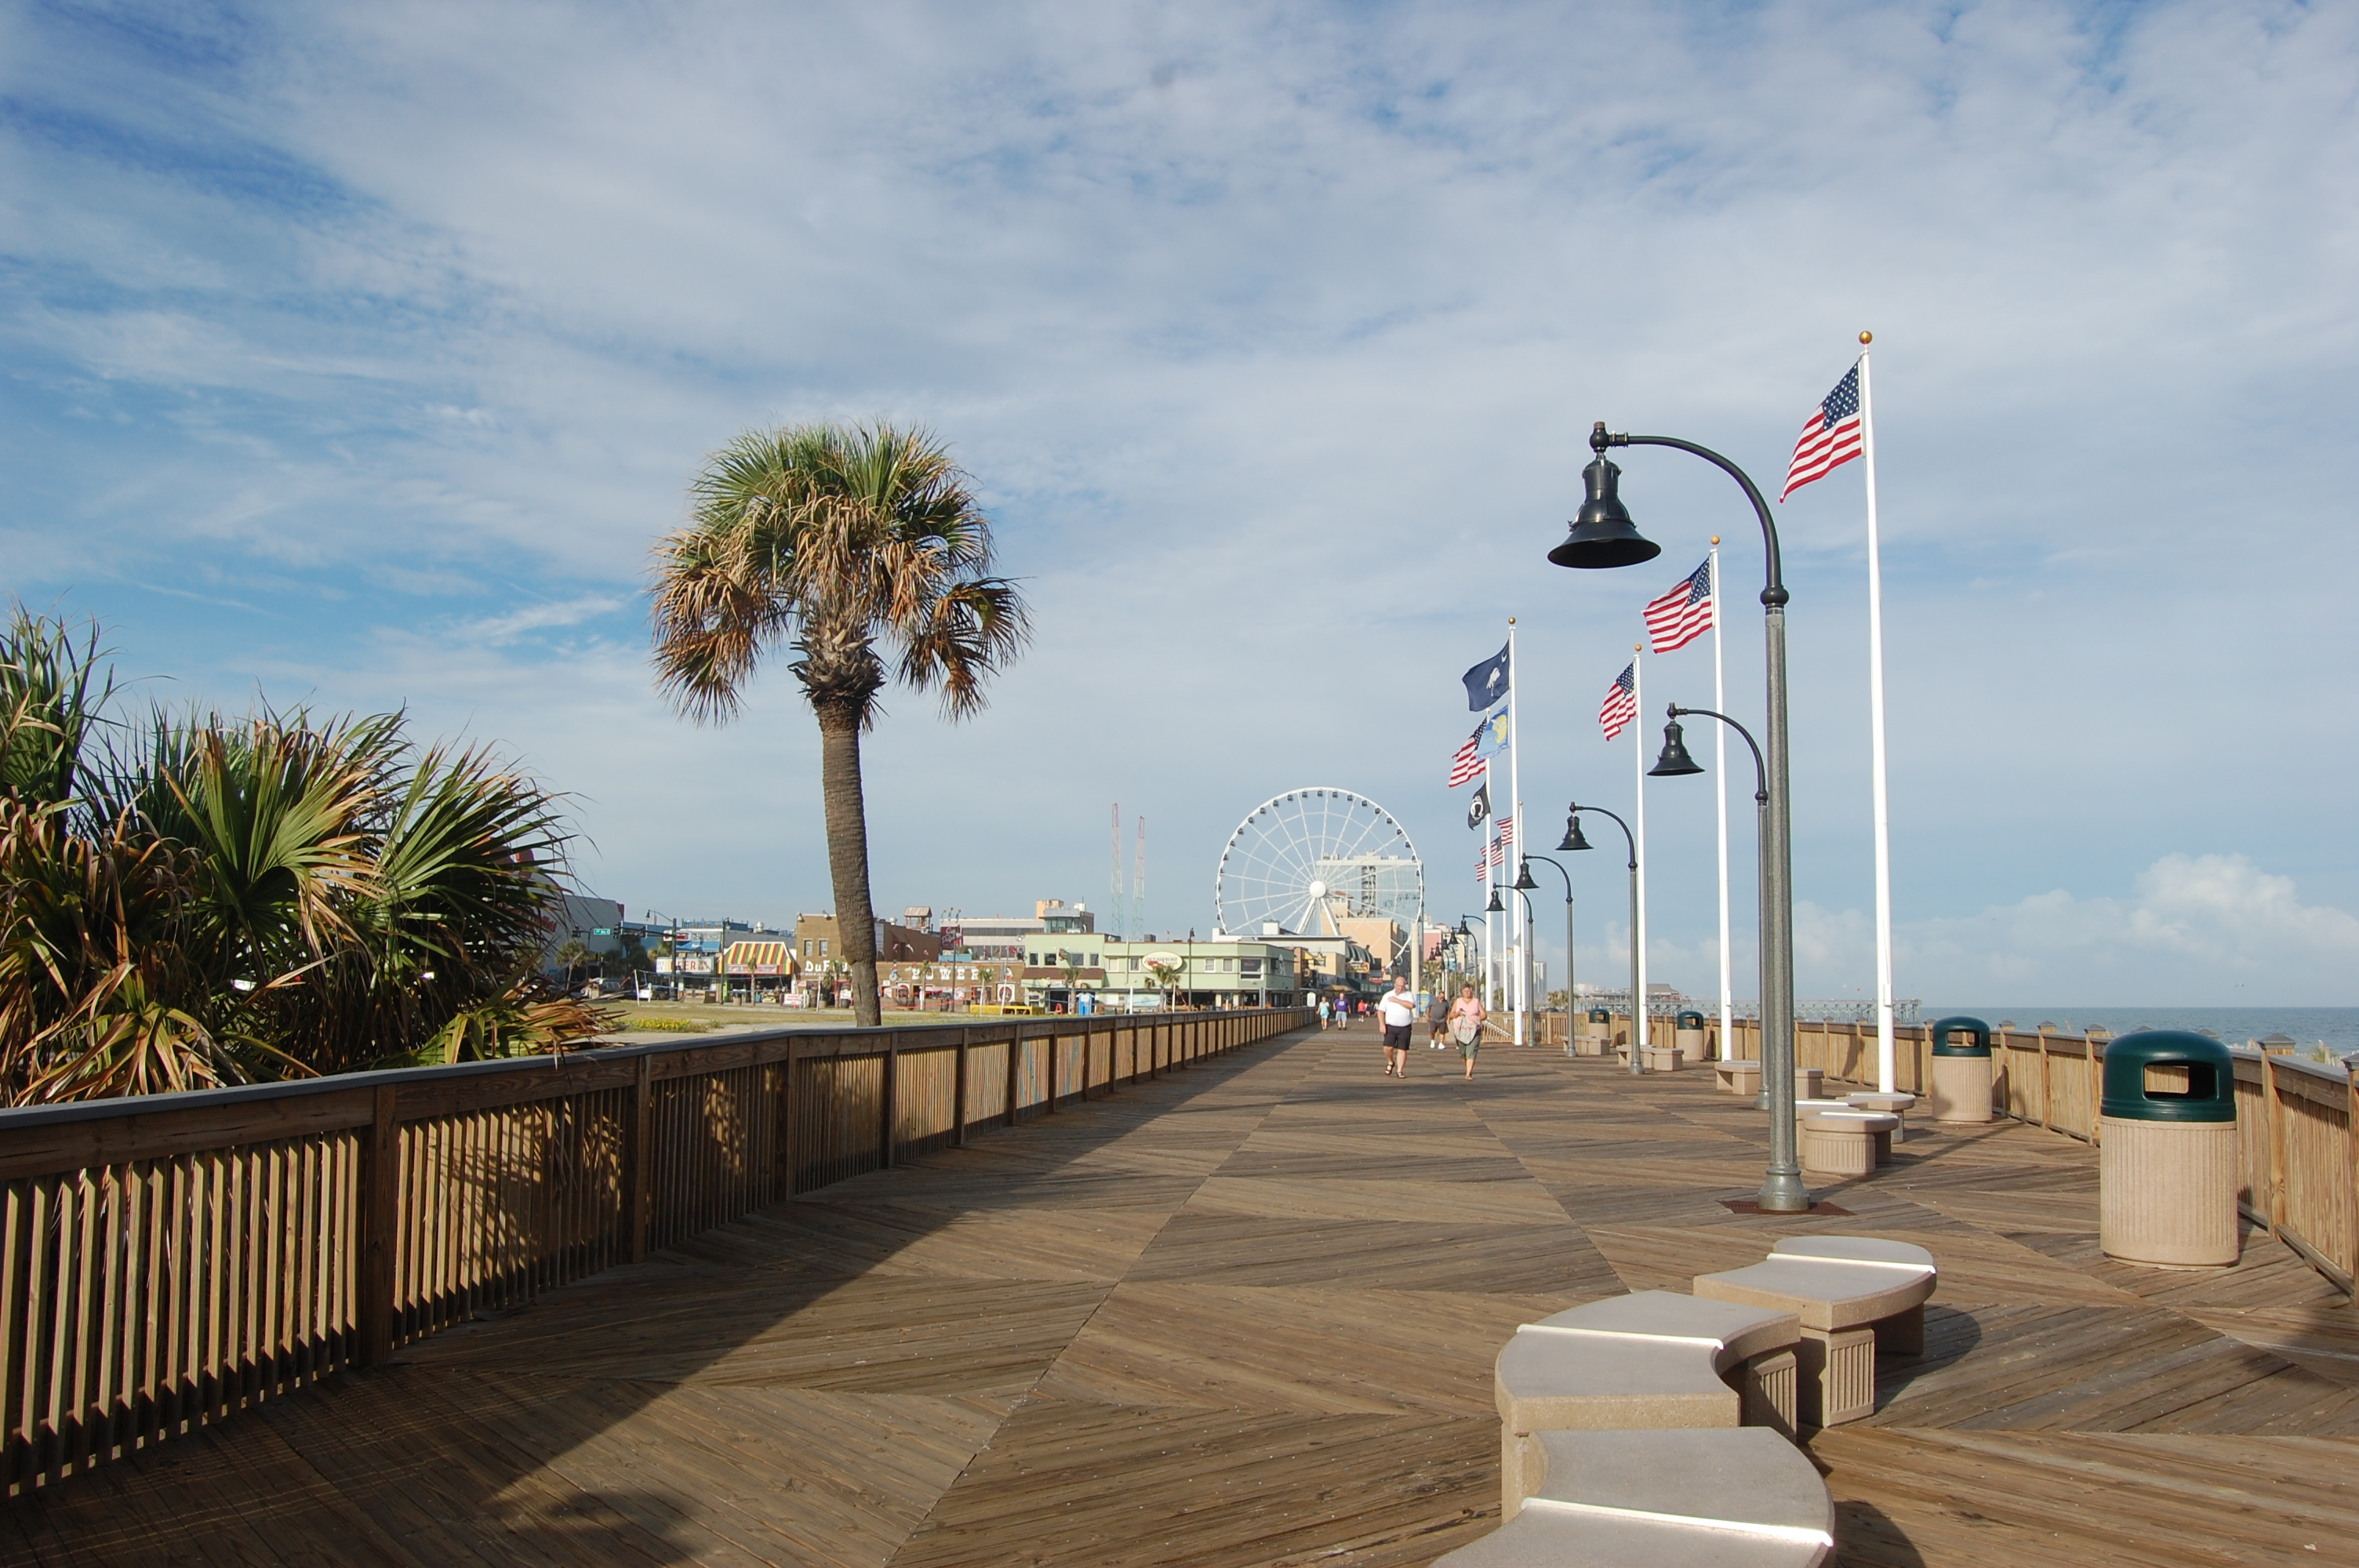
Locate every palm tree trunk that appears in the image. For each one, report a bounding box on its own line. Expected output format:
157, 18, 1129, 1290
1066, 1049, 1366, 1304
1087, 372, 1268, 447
814, 700, 882, 1027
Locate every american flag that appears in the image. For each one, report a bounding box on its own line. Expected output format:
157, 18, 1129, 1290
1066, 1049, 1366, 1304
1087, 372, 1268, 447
1447, 726, 1482, 787
1781, 365, 1863, 501
1488, 837, 1507, 868
1599, 662, 1637, 740
1496, 815, 1514, 848
1644, 557, 1714, 654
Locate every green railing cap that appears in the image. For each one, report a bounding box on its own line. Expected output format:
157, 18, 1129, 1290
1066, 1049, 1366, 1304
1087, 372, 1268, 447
1930, 1015, 1991, 1057
2100, 1030, 2237, 1123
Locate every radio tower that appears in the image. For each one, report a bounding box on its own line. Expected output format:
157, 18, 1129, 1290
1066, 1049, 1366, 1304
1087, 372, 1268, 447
1133, 815, 1147, 938
1110, 804, 1127, 938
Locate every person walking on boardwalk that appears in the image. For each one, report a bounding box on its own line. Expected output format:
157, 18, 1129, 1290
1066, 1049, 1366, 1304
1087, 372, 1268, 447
1318, 994, 1332, 1031
1427, 987, 1450, 1048
1448, 985, 1486, 1080
1378, 975, 1419, 1078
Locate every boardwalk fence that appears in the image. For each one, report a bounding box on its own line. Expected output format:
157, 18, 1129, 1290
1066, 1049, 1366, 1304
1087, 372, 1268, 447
0, 1006, 1310, 1497
1577, 1008, 2356, 1298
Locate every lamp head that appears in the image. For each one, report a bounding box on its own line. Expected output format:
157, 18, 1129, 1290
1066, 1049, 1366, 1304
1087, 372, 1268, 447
1485, 887, 1505, 913
1547, 425, 1661, 569
1648, 710, 1704, 777
1559, 811, 1593, 853
1513, 859, 1539, 891
1453, 916, 1471, 938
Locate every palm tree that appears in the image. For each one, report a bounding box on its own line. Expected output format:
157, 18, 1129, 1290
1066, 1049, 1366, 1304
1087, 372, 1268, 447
649, 423, 1029, 1027
0, 608, 604, 1101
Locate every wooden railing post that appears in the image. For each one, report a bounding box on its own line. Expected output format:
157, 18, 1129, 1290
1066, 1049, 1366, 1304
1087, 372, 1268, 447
2265, 1054, 2287, 1233
2346, 1066, 2358, 1286
954, 1029, 970, 1148
355, 1084, 398, 1367
881, 1037, 898, 1168
1006, 1033, 1021, 1127
1080, 1025, 1092, 1102
625, 1052, 654, 1264
781, 1043, 801, 1200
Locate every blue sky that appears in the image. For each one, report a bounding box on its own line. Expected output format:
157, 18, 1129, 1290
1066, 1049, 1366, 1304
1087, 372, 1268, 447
3, 0, 2354, 1004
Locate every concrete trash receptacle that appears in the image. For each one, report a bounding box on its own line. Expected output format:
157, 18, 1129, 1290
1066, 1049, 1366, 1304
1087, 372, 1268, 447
1576, 1007, 1610, 1057
1928, 1016, 1994, 1123
2099, 1031, 2240, 1268
1675, 1009, 1707, 1064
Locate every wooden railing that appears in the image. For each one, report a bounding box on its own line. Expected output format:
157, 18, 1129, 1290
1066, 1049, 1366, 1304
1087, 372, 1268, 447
1673, 1015, 2356, 1295
0, 1006, 1310, 1497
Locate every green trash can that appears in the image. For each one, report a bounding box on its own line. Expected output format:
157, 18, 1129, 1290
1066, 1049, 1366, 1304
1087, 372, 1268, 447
1928, 1015, 1993, 1123
1674, 1008, 1708, 1063
1576, 1006, 1612, 1057
2099, 1031, 2240, 1268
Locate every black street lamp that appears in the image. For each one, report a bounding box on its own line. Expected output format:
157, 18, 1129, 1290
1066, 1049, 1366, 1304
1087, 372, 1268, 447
1561, 804, 1645, 1076
1649, 702, 1789, 1128
1520, 855, 1576, 1050
1550, 422, 1806, 1211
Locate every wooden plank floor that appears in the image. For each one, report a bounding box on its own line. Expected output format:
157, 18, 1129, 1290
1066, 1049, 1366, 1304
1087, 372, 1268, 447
6, 1027, 2357, 1566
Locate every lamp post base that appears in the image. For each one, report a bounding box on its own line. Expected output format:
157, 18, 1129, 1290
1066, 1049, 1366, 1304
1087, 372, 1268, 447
1756, 1171, 1812, 1212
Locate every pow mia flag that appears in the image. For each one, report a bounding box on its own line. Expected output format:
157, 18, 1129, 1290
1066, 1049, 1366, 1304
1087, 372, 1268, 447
1467, 781, 1492, 831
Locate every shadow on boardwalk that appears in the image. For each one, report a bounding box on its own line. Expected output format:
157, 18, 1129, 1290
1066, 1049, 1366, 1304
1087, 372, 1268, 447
7, 1028, 2358, 1566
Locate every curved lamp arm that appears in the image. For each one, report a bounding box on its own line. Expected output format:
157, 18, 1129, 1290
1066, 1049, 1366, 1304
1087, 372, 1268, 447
1667, 704, 1769, 803
1594, 426, 1785, 606
1568, 802, 1637, 870
1521, 854, 1574, 900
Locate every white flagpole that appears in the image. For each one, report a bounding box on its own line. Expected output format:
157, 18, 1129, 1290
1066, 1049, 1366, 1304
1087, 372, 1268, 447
1860, 335, 1896, 1094
1710, 541, 1731, 1064
1632, 644, 1649, 1064
1483, 755, 1500, 1014
1507, 619, 1527, 1045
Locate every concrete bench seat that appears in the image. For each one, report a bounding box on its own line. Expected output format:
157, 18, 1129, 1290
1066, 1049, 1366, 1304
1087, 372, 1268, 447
1437, 1428, 1834, 1567
1692, 1244, 1936, 1427
1800, 1111, 1900, 1174
1495, 1290, 1801, 1516
1715, 1060, 1761, 1094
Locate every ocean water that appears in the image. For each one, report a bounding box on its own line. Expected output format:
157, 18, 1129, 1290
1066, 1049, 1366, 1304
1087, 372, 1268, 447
1930, 1005, 2359, 1054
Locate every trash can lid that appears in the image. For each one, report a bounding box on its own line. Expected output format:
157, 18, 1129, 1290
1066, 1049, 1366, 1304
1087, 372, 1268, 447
1677, 1010, 1706, 1028
1929, 1015, 1991, 1057
2100, 1030, 2237, 1123
1588, 1007, 1612, 1022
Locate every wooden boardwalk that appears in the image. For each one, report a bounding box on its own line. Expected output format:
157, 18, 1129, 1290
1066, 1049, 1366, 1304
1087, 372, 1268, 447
5, 1025, 2357, 1566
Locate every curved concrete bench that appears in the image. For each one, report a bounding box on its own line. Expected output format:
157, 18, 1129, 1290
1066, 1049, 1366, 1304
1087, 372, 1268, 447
1800, 1111, 1899, 1174
1436, 1428, 1834, 1568
1692, 1242, 1936, 1427
1496, 1291, 1800, 1518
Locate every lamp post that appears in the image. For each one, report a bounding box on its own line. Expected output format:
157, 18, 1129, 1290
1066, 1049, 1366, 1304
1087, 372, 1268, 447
1452, 915, 1488, 1002
1648, 703, 1796, 1175
1520, 855, 1576, 1049
1484, 877, 1532, 1000
1549, 422, 1805, 1210
1560, 805, 1644, 1076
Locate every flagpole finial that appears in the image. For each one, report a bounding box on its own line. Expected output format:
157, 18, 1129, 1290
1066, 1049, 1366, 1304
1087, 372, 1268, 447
1711, 535, 1721, 546
1859, 330, 1873, 344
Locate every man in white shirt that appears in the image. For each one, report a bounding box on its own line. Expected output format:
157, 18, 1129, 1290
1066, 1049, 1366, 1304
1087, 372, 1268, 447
1377, 975, 1419, 1078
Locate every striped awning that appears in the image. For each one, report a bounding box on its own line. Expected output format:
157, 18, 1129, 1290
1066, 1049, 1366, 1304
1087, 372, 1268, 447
721, 940, 796, 976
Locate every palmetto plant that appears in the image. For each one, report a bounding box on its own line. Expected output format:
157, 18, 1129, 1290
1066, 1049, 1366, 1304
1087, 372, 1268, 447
650, 423, 1029, 1027
0, 608, 600, 1102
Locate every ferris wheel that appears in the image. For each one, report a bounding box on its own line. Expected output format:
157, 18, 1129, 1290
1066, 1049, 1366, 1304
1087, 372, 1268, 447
1215, 787, 1424, 940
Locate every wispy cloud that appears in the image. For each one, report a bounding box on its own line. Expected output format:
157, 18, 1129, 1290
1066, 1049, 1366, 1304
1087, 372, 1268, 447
446, 594, 628, 647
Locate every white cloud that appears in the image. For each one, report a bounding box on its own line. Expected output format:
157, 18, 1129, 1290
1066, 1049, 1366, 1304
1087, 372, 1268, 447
1794, 855, 2359, 1005
445, 594, 627, 646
